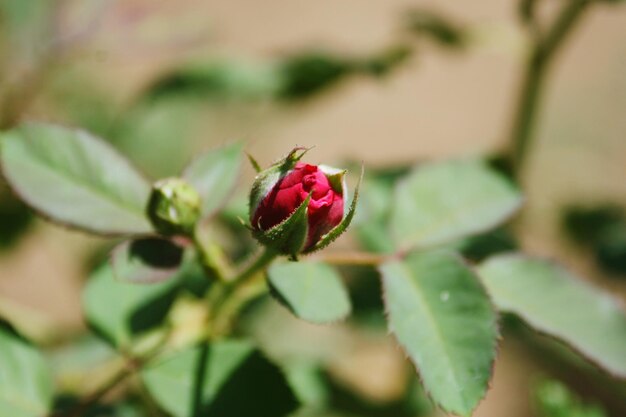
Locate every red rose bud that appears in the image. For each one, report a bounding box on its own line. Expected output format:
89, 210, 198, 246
249, 148, 360, 257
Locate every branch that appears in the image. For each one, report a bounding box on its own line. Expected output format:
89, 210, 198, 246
311, 251, 389, 266
509, 0, 595, 176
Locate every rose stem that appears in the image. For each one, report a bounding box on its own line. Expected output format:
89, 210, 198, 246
509, 0, 595, 178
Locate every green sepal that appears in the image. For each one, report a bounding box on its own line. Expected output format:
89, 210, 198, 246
303, 166, 363, 254
253, 194, 311, 257
249, 147, 310, 218
246, 152, 262, 173
318, 165, 347, 196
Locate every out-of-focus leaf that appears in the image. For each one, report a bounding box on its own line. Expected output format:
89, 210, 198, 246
561, 204, 626, 276
534, 379, 607, 417
145, 61, 281, 101
111, 99, 202, 178
277, 53, 352, 100
52, 396, 144, 417
110, 237, 184, 284
141, 340, 299, 417
405, 375, 435, 416
284, 361, 329, 409
323, 368, 432, 417
0, 328, 53, 417
0, 184, 32, 249
267, 262, 351, 324
143, 48, 411, 104
46, 70, 120, 138
562, 204, 623, 244
183, 143, 243, 218
48, 335, 116, 379
354, 180, 397, 253
390, 159, 522, 250
405, 10, 466, 48
357, 45, 412, 77
454, 228, 518, 262
0, 296, 61, 344
0, 123, 153, 235
478, 254, 626, 377
219, 192, 249, 228
83, 264, 178, 348
0, 0, 53, 54
596, 226, 626, 275
380, 250, 498, 417
353, 166, 411, 254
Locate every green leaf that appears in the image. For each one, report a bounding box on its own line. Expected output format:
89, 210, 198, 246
145, 60, 281, 102
277, 52, 351, 100
283, 361, 329, 408
0, 328, 53, 417
183, 143, 243, 218
534, 379, 608, 417
141, 339, 299, 417
110, 238, 184, 284
0, 182, 32, 249
111, 99, 201, 178
390, 159, 522, 250
352, 165, 412, 254
380, 250, 498, 416
267, 262, 351, 323
0, 123, 152, 235
83, 264, 178, 348
405, 9, 466, 48
0, 0, 53, 52
478, 255, 626, 378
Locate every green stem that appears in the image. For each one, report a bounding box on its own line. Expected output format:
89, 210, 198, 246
50, 349, 160, 417
206, 248, 278, 338
211, 274, 268, 337
229, 248, 278, 285
50, 328, 171, 417
193, 229, 233, 282
510, 46, 546, 173
510, 0, 593, 176
312, 251, 389, 266
56, 363, 134, 417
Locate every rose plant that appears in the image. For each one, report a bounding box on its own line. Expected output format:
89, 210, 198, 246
0, 118, 624, 417
0, 1, 626, 417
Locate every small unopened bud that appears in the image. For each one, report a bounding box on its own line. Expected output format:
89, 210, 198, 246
147, 178, 201, 236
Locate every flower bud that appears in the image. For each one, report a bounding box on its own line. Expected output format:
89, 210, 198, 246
249, 148, 360, 257
147, 178, 201, 236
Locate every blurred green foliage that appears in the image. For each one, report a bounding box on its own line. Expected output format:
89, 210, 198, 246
0, 0, 53, 57
0, 183, 32, 249
324, 373, 432, 417
562, 205, 626, 276
535, 379, 607, 417
146, 61, 281, 102
144, 47, 411, 104
405, 9, 466, 48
